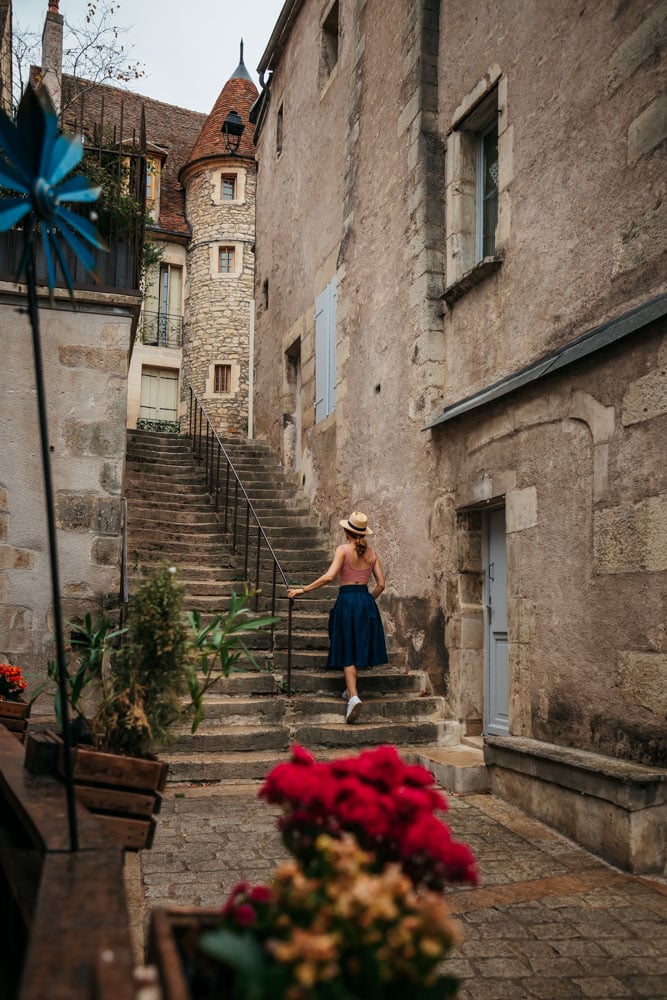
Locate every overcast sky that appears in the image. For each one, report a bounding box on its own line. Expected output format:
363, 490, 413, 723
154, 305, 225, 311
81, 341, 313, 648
15, 0, 286, 112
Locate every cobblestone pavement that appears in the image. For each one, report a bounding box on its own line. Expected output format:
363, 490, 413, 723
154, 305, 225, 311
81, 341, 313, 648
133, 782, 667, 999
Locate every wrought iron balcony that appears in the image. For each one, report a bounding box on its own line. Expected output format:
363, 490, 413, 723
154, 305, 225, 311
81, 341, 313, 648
139, 311, 183, 348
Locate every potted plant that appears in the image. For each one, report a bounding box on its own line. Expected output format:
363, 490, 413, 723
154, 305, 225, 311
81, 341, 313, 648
27, 564, 278, 849
149, 744, 478, 998
0, 662, 31, 740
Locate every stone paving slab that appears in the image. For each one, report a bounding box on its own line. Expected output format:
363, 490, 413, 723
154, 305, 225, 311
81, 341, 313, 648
130, 782, 667, 999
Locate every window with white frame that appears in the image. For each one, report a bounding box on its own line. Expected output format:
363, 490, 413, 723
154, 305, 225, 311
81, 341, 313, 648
314, 277, 336, 423
221, 174, 236, 200
214, 363, 232, 394
219, 246, 235, 273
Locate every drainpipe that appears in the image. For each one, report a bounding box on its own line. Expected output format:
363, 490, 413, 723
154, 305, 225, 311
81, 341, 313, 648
248, 297, 255, 439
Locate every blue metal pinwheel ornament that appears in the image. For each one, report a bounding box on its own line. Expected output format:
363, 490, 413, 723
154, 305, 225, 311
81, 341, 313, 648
0, 84, 106, 292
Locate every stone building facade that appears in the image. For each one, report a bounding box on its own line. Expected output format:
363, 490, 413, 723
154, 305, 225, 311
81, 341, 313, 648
251, 0, 666, 848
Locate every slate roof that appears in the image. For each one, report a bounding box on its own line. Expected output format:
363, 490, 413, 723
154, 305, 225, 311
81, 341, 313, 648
182, 73, 258, 177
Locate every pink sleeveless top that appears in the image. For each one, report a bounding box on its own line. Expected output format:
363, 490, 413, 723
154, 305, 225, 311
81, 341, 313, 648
339, 547, 377, 585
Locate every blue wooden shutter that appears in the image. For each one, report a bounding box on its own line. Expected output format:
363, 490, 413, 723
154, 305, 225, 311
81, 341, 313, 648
315, 287, 328, 423
327, 278, 336, 414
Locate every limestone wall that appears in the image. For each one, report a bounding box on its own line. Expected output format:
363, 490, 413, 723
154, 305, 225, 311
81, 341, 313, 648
0, 283, 138, 683
252, 0, 667, 766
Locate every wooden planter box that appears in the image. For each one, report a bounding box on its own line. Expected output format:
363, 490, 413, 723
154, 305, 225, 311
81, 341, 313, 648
149, 907, 229, 1000
24, 732, 168, 851
0, 697, 30, 740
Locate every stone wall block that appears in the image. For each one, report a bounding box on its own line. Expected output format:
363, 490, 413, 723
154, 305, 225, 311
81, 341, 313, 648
514, 393, 566, 431
456, 510, 482, 572
0, 514, 6, 542
627, 94, 667, 165
506, 487, 538, 534
0, 606, 31, 650
460, 613, 483, 649
570, 390, 615, 443
58, 346, 127, 374
92, 537, 120, 566
466, 411, 515, 453
0, 487, 7, 511
594, 493, 667, 573
622, 365, 667, 425
64, 420, 126, 458
0, 546, 38, 570
607, 3, 667, 96
96, 499, 122, 536
56, 493, 95, 531
615, 651, 667, 715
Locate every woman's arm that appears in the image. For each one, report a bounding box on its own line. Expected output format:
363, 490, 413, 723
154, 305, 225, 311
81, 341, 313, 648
370, 554, 385, 600
287, 546, 346, 598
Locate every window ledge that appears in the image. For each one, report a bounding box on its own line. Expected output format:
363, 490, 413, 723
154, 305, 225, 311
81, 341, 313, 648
443, 254, 503, 307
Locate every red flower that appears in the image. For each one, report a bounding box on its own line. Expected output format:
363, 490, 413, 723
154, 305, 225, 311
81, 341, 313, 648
248, 885, 272, 904
233, 903, 257, 927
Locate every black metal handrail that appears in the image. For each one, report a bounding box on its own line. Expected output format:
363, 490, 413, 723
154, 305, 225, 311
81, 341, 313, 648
139, 310, 183, 348
119, 498, 129, 628
186, 387, 295, 693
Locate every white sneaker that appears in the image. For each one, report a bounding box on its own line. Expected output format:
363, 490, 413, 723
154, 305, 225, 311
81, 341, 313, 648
345, 695, 362, 723
342, 689, 349, 700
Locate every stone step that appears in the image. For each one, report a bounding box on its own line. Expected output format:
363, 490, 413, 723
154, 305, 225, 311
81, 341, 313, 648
296, 719, 461, 749
166, 717, 461, 764
186, 692, 443, 726
281, 668, 424, 695
170, 725, 289, 753
407, 745, 489, 795
162, 739, 477, 785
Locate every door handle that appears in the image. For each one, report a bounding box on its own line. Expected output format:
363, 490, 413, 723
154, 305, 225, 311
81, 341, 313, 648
488, 561, 494, 582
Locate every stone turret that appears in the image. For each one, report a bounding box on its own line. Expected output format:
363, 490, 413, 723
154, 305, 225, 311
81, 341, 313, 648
179, 44, 258, 436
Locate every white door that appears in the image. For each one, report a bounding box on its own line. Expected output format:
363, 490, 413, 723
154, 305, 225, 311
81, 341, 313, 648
485, 507, 509, 735
140, 367, 178, 422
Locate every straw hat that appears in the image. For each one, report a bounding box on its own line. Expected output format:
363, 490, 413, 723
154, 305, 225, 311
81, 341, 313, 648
340, 511, 373, 536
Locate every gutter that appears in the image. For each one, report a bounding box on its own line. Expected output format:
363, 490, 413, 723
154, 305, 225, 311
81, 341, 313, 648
424, 293, 667, 430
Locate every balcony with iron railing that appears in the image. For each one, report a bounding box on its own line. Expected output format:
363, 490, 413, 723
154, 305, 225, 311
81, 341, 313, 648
139, 310, 183, 348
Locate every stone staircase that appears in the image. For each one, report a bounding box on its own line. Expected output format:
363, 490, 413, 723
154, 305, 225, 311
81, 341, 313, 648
124, 429, 487, 791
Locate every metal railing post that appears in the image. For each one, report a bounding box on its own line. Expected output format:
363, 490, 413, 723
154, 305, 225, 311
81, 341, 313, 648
185, 386, 296, 698
254, 527, 261, 610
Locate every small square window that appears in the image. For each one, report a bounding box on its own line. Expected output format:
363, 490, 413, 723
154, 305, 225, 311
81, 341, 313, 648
221, 174, 236, 200
214, 364, 232, 394
219, 246, 235, 273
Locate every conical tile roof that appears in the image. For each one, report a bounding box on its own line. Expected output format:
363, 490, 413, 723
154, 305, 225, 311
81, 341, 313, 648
181, 49, 258, 177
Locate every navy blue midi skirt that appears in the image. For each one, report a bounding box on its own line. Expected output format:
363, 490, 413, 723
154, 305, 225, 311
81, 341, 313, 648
326, 584, 388, 669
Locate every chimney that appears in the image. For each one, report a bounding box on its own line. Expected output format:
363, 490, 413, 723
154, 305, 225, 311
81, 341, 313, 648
41, 0, 63, 115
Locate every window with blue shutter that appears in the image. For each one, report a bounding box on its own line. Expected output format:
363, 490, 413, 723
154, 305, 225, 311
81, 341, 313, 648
315, 278, 336, 423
